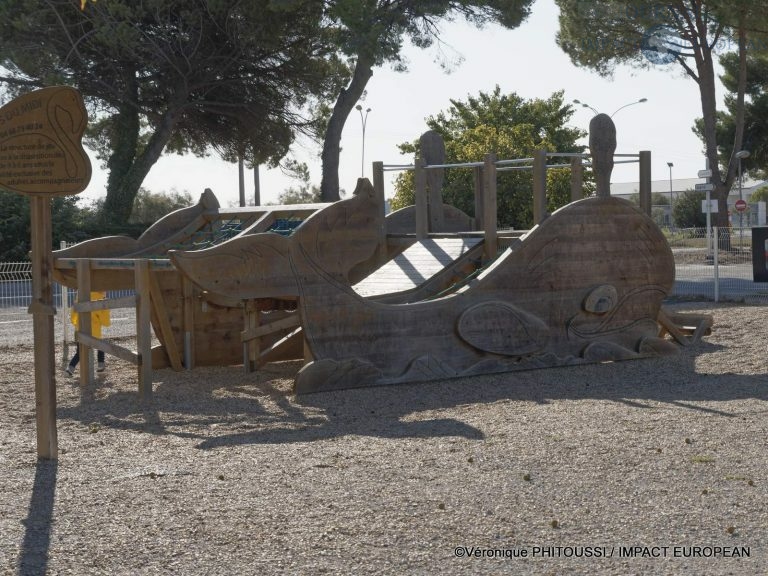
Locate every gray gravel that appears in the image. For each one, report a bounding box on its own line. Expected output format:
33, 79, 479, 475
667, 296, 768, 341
1, 303, 766, 575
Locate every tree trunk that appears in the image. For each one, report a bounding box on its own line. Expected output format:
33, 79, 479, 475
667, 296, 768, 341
102, 105, 183, 226
103, 75, 140, 225
253, 163, 261, 206
319, 53, 375, 202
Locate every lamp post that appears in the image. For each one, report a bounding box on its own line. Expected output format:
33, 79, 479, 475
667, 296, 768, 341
667, 161, 674, 227
355, 104, 371, 177
736, 149, 750, 247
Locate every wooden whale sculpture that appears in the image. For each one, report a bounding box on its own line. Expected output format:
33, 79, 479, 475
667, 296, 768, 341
171, 174, 678, 393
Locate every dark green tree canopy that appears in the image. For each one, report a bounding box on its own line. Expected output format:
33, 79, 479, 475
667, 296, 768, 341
694, 49, 768, 178
0, 0, 343, 224
390, 87, 591, 229
556, 0, 767, 230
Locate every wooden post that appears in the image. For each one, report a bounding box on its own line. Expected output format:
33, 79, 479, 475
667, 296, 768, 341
372, 161, 388, 264
483, 153, 498, 261
243, 300, 260, 373
182, 277, 195, 369
473, 166, 484, 232
135, 260, 153, 400
639, 150, 652, 216
29, 196, 57, 459
420, 130, 445, 232
75, 259, 94, 388
414, 156, 428, 239
570, 156, 584, 202
533, 149, 548, 224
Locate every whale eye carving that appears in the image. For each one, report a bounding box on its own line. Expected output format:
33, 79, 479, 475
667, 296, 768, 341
583, 285, 618, 314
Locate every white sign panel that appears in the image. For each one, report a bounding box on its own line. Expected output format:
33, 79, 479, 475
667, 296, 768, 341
701, 199, 719, 213
697, 169, 713, 178
695, 183, 715, 192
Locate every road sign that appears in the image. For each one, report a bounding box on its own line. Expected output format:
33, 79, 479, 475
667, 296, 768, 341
697, 169, 713, 178
695, 183, 715, 192
701, 199, 718, 213
735, 199, 747, 212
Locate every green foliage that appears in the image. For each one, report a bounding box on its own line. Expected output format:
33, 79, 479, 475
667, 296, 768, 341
694, 49, 768, 178
555, 0, 768, 230
129, 188, 193, 225
390, 88, 592, 229
672, 190, 707, 228
0, 191, 97, 260
748, 185, 768, 203
627, 192, 671, 206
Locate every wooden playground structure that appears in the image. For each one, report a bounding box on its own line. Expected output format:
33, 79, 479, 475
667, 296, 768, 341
53, 114, 712, 398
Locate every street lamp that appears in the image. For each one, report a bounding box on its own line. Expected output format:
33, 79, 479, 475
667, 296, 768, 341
355, 104, 371, 177
572, 98, 648, 117
667, 162, 674, 227
736, 149, 750, 247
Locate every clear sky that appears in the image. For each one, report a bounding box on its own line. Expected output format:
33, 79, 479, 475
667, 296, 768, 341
81, 0, 723, 207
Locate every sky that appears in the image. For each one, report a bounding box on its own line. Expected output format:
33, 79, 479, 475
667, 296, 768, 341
81, 0, 725, 207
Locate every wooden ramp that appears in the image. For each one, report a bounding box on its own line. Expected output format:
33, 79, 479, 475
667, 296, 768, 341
353, 238, 483, 301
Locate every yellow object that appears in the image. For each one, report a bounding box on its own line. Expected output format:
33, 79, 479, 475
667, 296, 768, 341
71, 291, 111, 339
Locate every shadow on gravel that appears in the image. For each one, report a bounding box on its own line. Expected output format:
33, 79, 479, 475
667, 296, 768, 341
56, 340, 768, 450
17, 459, 57, 576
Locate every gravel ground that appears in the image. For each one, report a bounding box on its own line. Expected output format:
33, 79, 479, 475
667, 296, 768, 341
1, 303, 767, 576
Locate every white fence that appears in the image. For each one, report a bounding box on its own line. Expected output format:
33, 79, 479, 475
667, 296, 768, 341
0, 260, 137, 350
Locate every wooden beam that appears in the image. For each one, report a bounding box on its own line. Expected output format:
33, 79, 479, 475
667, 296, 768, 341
243, 300, 260, 373
532, 149, 548, 224
75, 259, 93, 388
182, 277, 195, 370
134, 260, 153, 400
639, 150, 652, 216
241, 312, 301, 343
414, 157, 428, 239
372, 161, 388, 265
29, 195, 57, 459
76, 332, 139, 364
473, 166, 484, 231
570, 156, 584, 202
148, 271, 183, 371
482, 153, 498, 261
73, 295, 136, 312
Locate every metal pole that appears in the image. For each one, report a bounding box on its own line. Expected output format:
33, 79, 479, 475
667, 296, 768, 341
739, 158, 743, 248
667, 162, 674, 226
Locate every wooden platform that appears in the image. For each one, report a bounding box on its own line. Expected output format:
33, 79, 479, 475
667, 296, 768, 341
353, 238, 482, 298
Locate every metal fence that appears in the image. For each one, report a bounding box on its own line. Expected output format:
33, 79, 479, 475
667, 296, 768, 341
0, 260, 137, 351
2, 228, 767, 346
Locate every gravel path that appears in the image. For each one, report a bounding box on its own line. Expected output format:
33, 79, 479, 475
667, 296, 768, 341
1, 303, 766, 575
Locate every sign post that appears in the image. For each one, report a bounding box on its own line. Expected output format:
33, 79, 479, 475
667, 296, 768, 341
0, 86, 91, 459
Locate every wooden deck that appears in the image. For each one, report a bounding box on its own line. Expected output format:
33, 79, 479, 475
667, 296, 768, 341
353, 238, 482, 298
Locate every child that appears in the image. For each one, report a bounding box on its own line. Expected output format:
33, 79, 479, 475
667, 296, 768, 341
66, 291, 111, 376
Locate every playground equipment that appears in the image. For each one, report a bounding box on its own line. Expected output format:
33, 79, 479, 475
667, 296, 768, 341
54, 113, 711, 398
171, 114, 712, 393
